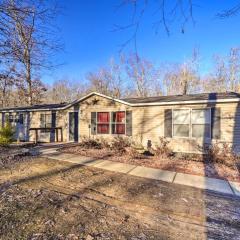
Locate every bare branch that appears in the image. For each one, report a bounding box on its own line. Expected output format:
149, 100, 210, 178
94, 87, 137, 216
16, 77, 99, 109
116, 0, 195, 53
216, 2, 240, 18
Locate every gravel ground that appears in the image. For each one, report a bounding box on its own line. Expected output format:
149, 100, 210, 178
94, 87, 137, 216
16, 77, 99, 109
0, 157, 240, 240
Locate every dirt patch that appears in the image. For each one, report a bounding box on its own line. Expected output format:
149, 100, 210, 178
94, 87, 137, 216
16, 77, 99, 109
0, 145, 31, 168
0, 157, 240, 239
60, 146, 240, 182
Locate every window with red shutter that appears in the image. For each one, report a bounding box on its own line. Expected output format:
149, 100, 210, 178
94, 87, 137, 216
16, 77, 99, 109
95, 111, 126, 135
112, 111, 126, 134
97, 112, 110, 134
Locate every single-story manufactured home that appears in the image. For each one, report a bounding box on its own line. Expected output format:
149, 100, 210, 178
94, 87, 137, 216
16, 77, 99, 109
0, 91, 240, 153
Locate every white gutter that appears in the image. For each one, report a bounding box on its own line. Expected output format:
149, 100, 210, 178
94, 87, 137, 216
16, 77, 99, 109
128, 98, 240, 106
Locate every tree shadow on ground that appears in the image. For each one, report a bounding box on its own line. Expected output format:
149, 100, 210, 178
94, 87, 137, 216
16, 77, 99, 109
1, 153, 240, 239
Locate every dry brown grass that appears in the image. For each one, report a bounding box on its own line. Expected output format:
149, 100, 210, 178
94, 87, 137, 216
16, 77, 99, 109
0, 157, 240, 239
206, 142, 239, 168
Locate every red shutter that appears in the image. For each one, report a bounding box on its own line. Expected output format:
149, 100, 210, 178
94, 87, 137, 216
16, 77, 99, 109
97, 112, 109, 123
116, 124, 125, 134
116, 111, 125, 123
97, 124, 109, 134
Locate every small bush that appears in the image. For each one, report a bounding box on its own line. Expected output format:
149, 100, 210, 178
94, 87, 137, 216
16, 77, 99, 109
79, 136, 103, 149
110, 136, 131, 153
0, 123, 15, 146
98, 137, 110, 148
206, 142, 238, 168
152, 137, 173, 158
126, 147, 145, 159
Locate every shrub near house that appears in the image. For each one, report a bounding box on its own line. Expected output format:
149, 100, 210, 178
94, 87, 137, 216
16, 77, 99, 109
60, 136, 240, 182
0, 122, 15, 145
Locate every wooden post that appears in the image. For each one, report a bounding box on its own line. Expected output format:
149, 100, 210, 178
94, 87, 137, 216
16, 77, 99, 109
56, 128, 59, 142
61, 128, 63, 142
35, 129, 38, 144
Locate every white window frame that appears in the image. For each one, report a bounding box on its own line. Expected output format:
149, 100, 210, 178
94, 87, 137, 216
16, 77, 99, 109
172, 108, 191, 139
191, 108, 211, 139
40, 113, 52, 128
172, 108, 211, 139
111, 111, 126, 135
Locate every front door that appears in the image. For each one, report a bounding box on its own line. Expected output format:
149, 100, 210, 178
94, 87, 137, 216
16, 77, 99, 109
69, 112, 79, 142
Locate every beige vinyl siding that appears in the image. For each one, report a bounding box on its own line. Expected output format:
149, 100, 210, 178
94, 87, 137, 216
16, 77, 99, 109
131, 102, 240, 153
79, 95, 131, 138
29, 111, 51, 142
28, 108, 75, 142
28, 97, 240, 153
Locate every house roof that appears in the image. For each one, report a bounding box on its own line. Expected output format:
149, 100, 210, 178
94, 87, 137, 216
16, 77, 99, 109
0, 92, 240, 112
122, 92, 240, 104
0, 103, 68, 112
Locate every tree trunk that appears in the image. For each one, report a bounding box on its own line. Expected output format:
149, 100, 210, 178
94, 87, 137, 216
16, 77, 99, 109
25, 47, 32, 105
26, 63, 32, 105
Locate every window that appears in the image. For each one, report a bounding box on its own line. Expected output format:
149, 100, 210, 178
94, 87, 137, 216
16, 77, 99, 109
173, 109, 190, 137
95, 111, 126, 135
112, 111, 125, 134
5, 113, 23, 125
172, 108, 211, 138
191, 109, 211, 138
97, 112, 110, 134
40, 114, 52, 128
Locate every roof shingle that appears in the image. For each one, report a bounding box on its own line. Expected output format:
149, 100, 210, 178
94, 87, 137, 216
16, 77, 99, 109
0, 103, 68, 112
121, 92, 240, 104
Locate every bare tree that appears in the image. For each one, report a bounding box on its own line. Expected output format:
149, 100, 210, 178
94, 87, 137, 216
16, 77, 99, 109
86, 57, 128, 98
86, 69, 112, 96
125, 53, 162, 97
86, 54, 163, 98
45, 79, 87, 104
116, 1, 240, 52
203, 48, 240, 93
216, 2, 240, 18
115, 0, 195, 52
106, 57, 127, 98
163, 49, 200, 95
0, 63, 17, 107
204, 56, 228, 93
228, 47, 240, 92
0, 0, 62, 105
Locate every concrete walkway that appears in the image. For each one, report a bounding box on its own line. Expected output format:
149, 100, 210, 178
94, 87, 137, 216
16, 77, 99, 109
40, 149, 240, 197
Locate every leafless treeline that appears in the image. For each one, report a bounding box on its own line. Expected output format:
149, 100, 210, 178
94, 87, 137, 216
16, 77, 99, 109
44, 48, 240, 104
1, 0, 240, 107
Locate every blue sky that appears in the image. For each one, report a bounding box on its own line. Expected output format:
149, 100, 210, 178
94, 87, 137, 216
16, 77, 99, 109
43, 0, 240, 85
